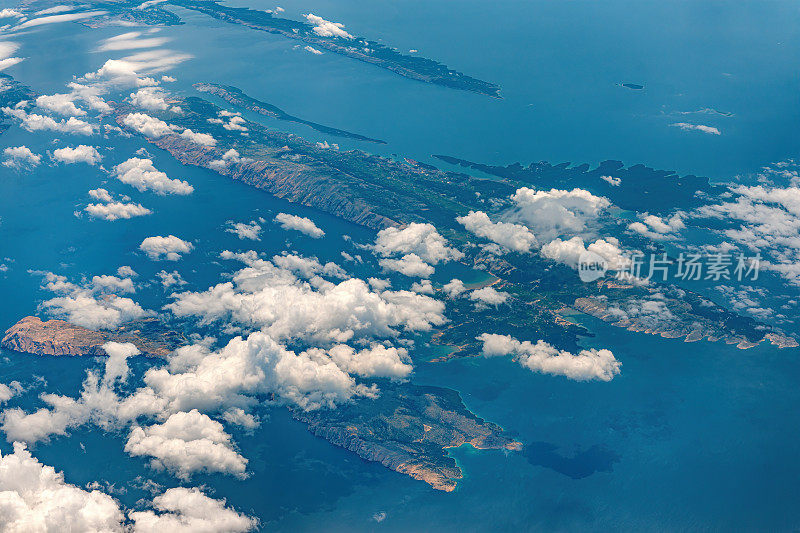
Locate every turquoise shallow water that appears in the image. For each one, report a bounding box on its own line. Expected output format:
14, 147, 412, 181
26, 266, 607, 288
1, 1, 800, 530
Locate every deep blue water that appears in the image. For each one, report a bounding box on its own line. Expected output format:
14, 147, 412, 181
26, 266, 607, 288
1, 1, 800, 530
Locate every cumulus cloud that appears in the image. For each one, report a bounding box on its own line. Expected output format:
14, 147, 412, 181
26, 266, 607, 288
52, 145, 102, 165
0, 442, 253, 533
600, 175, 621, 187
125, 410, 248, 479
373, 223, 463, 265
139, 235, 193, 261
129, 86, 179, 112
0, 381, 23, 404
456, 210, 536, 252
442, 278, 466, 297
85, 194, 152, 220
505, 187, 611, 242
122, 112, 174, 137
34, 271, 149, 330
540, 236, 629, 271
303, 45, 322, 55
0, 442, 125, 531
469, 286, 509, 307
671, 122, 721, 135
113, 157, 193, 195
478, 333, 621, 381
2, 146, 41, 169
35, 93, 85, 116
304, 13, 353, 39
226, 220, 262, 241
166, 250, 446, 344
129, 487, 257, 533
379, 253, 434, 278
0, 9, 23, 18
628, 212, 685, 240
274, 213, 325, 238
179, 128, 216, 146
2, 107, 96, 135
156, 270, 186, 288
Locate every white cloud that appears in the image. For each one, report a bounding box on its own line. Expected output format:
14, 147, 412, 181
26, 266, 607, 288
139, 235, 193, 261
0, 9, 23, 18
129, 487, 257, 533
628, 212, 685, 240
540, 236, 629, 270
2, 146, 41, 169
0, 442, 125, 531
478, 333, 621, 381
179, 128, 216, 146
140, 332, 376, 413
456, 210, 536, 252
122, 112, 173, 137
671, 122, 721, 135
129, 87, 171, 111
373, 223, 463, 264
694, 166, 800, 285
226, 221, 262, 241
379, 253, 434, 278
274, 212, 325, 238
113, 157, 193, 195
304, 13, 353, 39
2, 107, 96, 135
506, 187, 610, 242
0, 381, 23, 403
85, 201, 151, 221
15, 10, 107, 29
99, 31, 170, 52
35, 93, 85, 116
600, 175, 621, 187
35, 271, 149, 330
156, 270, 186, 288
469, 286, 508, 307
88, 188, 113, 202
442, 278, 466, 297
323, 343, 412, 380
52, 145, 102, 165
166, 251, 446, 344
82, 59, 160, 88
303, 45, 323, 55
125, 410, 248, 479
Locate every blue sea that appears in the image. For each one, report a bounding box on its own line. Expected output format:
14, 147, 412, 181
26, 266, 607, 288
1, 0, 800, 530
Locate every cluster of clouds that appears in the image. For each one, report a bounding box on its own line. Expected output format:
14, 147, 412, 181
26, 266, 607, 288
628, 212, 685, 240
33, 269, 150, 330
209, 148, 253, 171
0, 441, 256, 532
121, 112, 217, 147
372, 223, 463, 278
694, 162, 800, 285
166, 250, 446, 344
478, 333, 621, 382
458, 186, 635, 274
206, 110, 248, 133
2, 106, 96, 135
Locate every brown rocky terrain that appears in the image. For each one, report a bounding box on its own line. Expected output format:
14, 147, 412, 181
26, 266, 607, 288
1, 316, 186, 357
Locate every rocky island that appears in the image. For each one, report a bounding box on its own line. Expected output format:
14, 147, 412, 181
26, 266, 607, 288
1, 316, 186, 357
295, 383, 521, 492
194, 83, 387, 144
